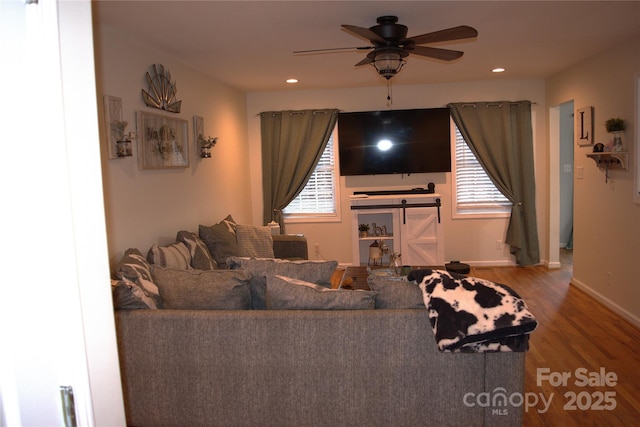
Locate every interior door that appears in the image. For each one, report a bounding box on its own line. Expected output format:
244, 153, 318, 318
0, 1, 125, 425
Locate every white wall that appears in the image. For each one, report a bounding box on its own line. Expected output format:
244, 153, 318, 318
247, 79, 547, 266
93, 24, 253, 266
547, 34, 640, 326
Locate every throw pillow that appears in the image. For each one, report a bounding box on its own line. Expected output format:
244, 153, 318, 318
176, 230, 218, 270
367, 275, 425, 309
151, 266, 251, 310
265, 275, 377, 310
227, 257, 339, 309
236, 224, 275, 258
113, 248, 162, 308
111, 278, 158, 310
199, 215, 239, 266
146, 242, 191, 270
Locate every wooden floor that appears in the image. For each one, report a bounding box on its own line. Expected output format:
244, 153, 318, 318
346, 251, 640, 425
468, 250, 640, 426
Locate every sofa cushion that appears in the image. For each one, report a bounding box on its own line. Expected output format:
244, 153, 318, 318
199, 215, 239, 266
227, 257, 339, 309
151, 266, 251, 310
147, 242, 191, 270
111, 278, 159, 309
113, 248, 161, 308
176, 230, 218, 270
236, 224, 275, 258
367, 274, 425, 309
266, 275, 377, 310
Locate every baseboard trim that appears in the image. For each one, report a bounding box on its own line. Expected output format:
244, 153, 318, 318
546, 260, 562, 269
467, 260, 517, 267
570, 277, 640, 330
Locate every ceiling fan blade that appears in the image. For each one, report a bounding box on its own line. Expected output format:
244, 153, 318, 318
341, 24, 386, 43
405, 25, 478, 45
293, 46, 372, 54
410, 46, 464, 61
354, 56, 373, 67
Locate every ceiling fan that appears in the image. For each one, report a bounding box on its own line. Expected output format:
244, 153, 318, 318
295, 16, 478, 80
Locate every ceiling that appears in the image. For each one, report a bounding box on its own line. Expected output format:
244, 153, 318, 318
93, 1, 640, 93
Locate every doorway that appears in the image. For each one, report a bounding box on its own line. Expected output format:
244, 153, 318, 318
549, 101, 575, 269
559, 102, 574, 254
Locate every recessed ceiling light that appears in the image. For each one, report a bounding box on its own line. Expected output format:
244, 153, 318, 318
492, 67, 505, 73
286, 78, 299, 84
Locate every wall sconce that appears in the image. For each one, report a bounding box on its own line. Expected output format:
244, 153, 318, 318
198, 135, 217, 158
116, 131, 136, 158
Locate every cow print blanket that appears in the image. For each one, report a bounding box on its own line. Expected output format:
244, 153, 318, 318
407, 269, 537, 353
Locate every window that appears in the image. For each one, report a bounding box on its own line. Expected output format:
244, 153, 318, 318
452, 125, 511, 217
283, 129, 340, 222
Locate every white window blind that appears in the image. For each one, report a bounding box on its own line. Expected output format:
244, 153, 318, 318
454, 127, 511, 214
283, 133, 338, 218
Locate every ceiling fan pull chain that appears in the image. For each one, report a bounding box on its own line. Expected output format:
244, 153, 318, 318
387, 79, 393, 106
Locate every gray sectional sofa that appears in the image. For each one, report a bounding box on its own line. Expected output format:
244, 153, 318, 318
115, 308, 525, 427
111, 217, 530, 426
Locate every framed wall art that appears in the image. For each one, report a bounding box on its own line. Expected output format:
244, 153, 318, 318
137, 111, 189, 169
575, 106, 594, 146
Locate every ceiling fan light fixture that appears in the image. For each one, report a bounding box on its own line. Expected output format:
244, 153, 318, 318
372, 50, 406, 79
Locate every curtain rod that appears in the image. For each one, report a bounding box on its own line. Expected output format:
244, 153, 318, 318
447, 101, 537, 109
258, 109, 339, 117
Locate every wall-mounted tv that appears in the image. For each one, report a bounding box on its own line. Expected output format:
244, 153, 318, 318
338, 108, 451, 176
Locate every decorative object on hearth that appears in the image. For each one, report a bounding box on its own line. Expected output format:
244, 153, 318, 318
368, 240, 382, 266
379, 239, 390, 258
141, 64, 182, 113
389, 252, 402, 275
604, 117, 625, 152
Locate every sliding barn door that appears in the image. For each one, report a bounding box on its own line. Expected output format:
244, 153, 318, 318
400, 207, 444, 267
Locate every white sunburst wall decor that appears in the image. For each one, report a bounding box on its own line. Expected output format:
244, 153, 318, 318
141, 64, 182, 113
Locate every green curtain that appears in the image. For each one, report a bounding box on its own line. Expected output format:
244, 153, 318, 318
260, 109, 339, 233
449, 101, 540, 265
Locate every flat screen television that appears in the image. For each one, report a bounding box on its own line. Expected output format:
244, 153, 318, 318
338, 108, 451, 176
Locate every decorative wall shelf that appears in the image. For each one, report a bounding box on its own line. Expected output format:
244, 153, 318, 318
586, 152, 628, 170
